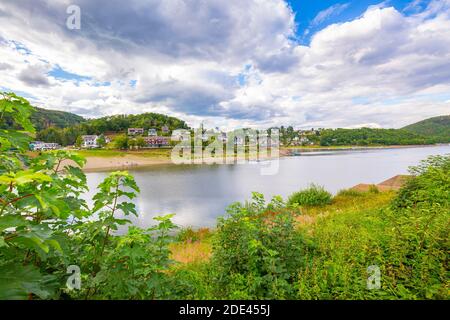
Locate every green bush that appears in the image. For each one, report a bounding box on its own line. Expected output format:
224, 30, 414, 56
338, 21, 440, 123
296, 154, 450, 299
288, 184, 332, 207
381, 155, 449, 299
176, 227, 212, 243
210, 193, 306, 299
336, 188, 365, 197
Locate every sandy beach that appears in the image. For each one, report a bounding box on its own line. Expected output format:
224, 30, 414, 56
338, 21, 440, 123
82, 156, 172, 171
76, 150, 289, 172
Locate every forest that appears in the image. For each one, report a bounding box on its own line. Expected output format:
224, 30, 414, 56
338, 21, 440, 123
319, 127, 440, 146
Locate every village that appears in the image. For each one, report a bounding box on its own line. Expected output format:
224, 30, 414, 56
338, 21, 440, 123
29, 125, 320, 151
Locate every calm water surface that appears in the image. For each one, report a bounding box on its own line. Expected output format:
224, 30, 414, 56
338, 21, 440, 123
85, 145, 449, 229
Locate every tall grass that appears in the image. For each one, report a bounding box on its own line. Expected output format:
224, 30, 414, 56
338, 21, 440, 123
287, 184, 332, 207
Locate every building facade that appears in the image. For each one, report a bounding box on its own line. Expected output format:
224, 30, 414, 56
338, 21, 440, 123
128, 128, 145, 135
143, 136, 169, 147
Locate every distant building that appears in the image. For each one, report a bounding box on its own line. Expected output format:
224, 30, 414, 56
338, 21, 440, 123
219, 132, 228, 143
299, 136, 310, 144
259, 135, 278, 147
148, 128, 157, 136
234, 136, 244, 145
201, 133, 209, 141
144, 136, 169, 148
81, 135, 99, 148
30, 141, 61, 151
161, 125, 169, 133
171, 129, 189, 142
128, 128, 144, 136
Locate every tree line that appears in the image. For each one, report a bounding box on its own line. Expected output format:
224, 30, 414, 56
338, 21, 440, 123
36, 113, 190, 146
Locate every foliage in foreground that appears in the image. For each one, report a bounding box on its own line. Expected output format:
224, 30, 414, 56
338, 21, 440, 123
0, 92, 179, 299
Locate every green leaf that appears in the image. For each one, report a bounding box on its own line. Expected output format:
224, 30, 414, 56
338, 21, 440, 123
0, 263, 57, 300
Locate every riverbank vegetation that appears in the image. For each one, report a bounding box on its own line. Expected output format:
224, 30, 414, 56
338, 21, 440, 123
1, 93, 448, 300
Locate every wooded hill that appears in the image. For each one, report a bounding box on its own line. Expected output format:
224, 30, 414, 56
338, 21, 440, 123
0, 107, 85, 131
402, 115, 450, 142
34, 111, 190, 146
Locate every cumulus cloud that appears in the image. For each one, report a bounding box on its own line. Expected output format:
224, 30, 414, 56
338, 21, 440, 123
0, 62, 13, 70
18, 64, 51, 87
0, 0, 449, 130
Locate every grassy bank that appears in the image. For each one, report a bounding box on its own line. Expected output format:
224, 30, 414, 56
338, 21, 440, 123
167, 162, 448, 300
170, 189, 396, 265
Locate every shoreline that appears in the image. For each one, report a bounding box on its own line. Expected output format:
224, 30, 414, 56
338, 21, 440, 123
79, 144, 448, 172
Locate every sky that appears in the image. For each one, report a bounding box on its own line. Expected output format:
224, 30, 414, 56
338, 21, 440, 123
0, 0, 449, 130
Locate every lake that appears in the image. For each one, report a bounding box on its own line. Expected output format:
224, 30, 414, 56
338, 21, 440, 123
85, 145, 450, 229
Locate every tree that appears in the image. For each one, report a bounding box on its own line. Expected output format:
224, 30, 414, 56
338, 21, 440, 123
36, 127, 63, 144
114, 135, 128, 149
75, 135, 83, 148
136, 137, 146, 149
97, 135, 106, 148
128, 138, 137, 149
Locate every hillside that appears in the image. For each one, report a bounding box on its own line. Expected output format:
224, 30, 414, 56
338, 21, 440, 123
86, 113, 190, 133
402, 115, 450, 142
36, 112, 190, 146
319, 128, 433, 146
31, 107, 86, 131
0, 107, 85, 131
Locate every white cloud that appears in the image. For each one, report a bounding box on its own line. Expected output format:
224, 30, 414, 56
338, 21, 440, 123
312, 3, 350, 26
0, 0, 449, 130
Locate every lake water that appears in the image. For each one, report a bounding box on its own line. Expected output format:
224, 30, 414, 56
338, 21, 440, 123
85, 145, 450, 229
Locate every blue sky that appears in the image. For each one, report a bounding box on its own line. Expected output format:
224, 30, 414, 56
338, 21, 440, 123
0, 0, 449, 129
288, 0, 426, 42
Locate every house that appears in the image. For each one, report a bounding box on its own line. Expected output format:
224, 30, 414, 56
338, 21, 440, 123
30, 141, 61, 151
201, 133, 209, 141
219, 132, 228, 143
259, 135, 278, 147
148, 128, 157, 136
81, 135, 99, 148
171, 129, 189, 141
128, 128, 144, 136
299, 136, 310, 144
234, 136, 244, 145
144, 136, 169, 148
161, 125, 169, 134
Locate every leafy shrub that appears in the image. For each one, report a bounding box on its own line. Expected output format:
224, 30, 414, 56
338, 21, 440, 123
176, 227, 212, 243
391, 155, 450, 209
0, 92, 179, 300
336, 188, 365, 197
381, 155, 449, 299
296, 155, 450, 299
210, 193, 306, 299
288, 184, 332, 207
368, 185, 380, 194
